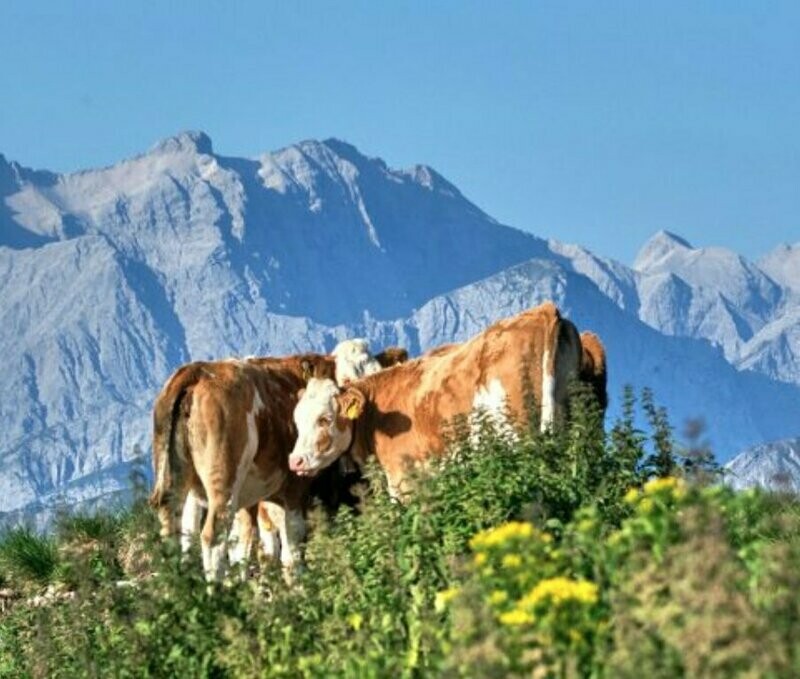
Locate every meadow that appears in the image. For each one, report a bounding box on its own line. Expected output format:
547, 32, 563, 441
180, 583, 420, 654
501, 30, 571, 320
1, 386, 798, 678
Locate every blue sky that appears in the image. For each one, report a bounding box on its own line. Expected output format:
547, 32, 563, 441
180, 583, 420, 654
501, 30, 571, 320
1, 1, 798, 263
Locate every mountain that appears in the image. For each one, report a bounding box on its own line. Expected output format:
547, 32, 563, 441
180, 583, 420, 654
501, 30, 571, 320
724, 438, 800, 492
1, 132, 799, 525
550, 230, 800, 388
759, 243, 800, 294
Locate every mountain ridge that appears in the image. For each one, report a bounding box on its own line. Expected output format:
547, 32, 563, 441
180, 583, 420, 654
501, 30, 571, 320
1, 131, 799, 524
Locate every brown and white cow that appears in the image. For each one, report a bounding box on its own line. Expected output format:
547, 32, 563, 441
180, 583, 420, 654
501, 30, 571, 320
150, 341, 407, 579
287, 303, 583, 496
150, 357, 324, 580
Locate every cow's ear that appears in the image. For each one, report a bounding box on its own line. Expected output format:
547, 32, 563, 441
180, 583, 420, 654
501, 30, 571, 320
301, 359, 312, 382
375, 347, 408, 367
336, 386, 366, 421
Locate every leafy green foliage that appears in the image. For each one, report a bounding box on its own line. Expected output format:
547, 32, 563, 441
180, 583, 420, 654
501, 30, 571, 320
0, 387, 798, 678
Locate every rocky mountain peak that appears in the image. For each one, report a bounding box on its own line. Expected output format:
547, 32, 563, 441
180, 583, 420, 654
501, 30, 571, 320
633, 230, 693, 271
149, 130, 214, 156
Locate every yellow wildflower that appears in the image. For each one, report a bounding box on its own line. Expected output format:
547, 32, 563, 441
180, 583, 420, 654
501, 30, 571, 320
499, 609, 534, 626
470, 521, 534, 550
644, 476, 684, 495
474, 552, 487, 566
487, 590, 508, 606
519, 577, 599, 608
540, 532, 553, 544
639, 497, 654, 513
347, 613, 363, 630
568, 628, 583, 643
501, 554, 522, 569
435, 587, 459, 612
623, 487, 640, 504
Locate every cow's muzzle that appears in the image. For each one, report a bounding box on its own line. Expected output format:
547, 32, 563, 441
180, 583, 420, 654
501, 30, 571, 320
288, 453, 318, 477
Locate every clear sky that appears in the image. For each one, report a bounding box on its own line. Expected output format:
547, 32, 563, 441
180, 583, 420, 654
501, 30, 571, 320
1, 1, 798, 264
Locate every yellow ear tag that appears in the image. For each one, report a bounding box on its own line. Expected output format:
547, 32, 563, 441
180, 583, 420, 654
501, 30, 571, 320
346, 403, 360, 420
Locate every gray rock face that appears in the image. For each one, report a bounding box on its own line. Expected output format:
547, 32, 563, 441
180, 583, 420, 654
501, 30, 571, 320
1, 133, 799, 525
725, 439, 800, 492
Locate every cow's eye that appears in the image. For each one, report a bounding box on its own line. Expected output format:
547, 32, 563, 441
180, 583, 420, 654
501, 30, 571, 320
318, 416, 332, 427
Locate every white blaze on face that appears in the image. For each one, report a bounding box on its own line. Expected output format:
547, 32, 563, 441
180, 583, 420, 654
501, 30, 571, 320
471, 378, 517, 443
332, 338, 381, 385
289, 378, 352, 476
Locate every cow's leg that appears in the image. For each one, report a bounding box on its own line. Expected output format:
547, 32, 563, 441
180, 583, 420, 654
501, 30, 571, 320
228, 507, 257, 575
194, 387, 263, 583
258, 502, 281, 561
266, 502, 305, 580
156, 485, 187, 540
201, 494, 235, 583
180, 491, 205, 554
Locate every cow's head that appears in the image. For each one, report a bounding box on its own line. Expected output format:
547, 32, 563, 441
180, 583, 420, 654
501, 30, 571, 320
289, 378, 366, 476
331, 338, 382, 385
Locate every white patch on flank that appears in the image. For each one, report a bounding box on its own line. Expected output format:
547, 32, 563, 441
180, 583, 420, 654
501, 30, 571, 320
332, 338, 381, 384
230, 389, 264, 506
540, 349, 556, 432
471, 378, 517, 443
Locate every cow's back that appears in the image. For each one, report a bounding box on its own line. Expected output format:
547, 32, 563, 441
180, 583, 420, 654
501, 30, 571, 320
359, 303, 582, 467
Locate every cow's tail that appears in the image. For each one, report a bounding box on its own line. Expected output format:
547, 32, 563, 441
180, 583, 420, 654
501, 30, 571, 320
150, 368, 196, 537
540, 305, 581, 432
579, 332, 608, 412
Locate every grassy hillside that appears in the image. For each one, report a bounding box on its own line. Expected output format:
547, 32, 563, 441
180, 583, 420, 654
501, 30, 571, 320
1, 387, 798, 678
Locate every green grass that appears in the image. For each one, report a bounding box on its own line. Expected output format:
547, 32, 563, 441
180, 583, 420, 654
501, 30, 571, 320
56, 511, 124, 545
0, 527, 59, 586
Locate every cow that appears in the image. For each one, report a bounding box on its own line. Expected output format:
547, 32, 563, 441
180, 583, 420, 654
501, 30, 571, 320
578, 332, 608, 412
287, 302, 584, 497
149, 358, 318, 580
150, 341, 407, 579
